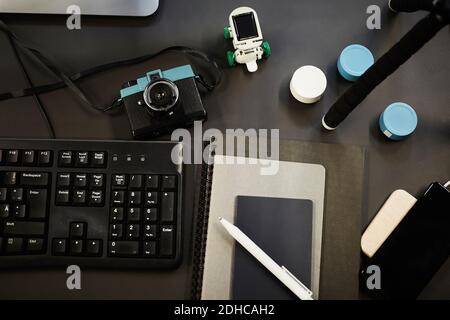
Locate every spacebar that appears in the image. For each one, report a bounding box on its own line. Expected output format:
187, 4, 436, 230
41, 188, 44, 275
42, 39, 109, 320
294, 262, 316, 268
108, 241, 139, 257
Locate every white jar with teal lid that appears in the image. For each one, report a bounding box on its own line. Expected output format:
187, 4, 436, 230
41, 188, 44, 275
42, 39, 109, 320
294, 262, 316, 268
379, 102, 418, 140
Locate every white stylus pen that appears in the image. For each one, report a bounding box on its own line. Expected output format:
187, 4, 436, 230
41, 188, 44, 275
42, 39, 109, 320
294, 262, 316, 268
219, 217, 314, 300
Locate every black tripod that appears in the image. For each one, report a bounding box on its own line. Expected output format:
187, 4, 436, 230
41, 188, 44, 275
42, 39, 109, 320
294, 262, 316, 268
322, 0, 450, 130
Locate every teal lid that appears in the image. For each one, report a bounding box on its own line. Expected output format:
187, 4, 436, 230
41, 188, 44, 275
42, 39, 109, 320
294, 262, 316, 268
379, 102, 418, 140
337, 44, 374, 82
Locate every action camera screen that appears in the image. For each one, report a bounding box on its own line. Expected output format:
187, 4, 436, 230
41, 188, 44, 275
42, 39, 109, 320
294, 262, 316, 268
233, 13, 258, 41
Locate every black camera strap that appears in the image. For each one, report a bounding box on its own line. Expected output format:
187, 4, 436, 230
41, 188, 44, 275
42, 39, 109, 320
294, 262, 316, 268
0, 19, 222, 112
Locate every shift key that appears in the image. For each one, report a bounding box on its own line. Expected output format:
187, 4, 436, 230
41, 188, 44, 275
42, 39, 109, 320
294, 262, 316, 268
20, 172, 49, 186
4, 221, 45, 236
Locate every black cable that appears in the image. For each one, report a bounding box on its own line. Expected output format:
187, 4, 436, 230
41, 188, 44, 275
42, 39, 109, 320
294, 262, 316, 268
0, 42, 223, 109
7, 35, 56, 138
0, 19, 100, 111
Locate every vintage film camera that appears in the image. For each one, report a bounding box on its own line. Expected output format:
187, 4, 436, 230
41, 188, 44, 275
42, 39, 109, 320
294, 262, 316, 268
120, 65, 207, 139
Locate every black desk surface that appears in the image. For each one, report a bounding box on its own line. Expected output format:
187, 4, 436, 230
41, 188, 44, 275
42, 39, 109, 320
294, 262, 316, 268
0, 0, 449, 299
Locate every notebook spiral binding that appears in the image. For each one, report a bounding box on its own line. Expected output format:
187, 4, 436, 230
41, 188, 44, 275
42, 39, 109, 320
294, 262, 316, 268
190, 142, 215, 299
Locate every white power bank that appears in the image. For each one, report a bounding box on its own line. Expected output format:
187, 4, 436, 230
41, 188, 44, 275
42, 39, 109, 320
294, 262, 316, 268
361, 190, 417, 258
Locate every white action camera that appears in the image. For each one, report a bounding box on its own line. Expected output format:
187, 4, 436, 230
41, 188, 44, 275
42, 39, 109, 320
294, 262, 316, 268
224, 7, 271, 72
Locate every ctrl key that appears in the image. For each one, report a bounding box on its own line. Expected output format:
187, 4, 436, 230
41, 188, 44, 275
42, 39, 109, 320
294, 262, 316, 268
27, 238, 44, 253
108, 241, 139, 257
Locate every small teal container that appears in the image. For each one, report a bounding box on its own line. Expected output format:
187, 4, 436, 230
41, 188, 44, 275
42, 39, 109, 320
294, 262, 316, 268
379, 102, 418, 141
337, 44, 374, 82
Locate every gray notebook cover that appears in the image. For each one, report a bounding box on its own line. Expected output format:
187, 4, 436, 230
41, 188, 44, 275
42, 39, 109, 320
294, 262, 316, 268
194, 137, 365, 300
233, 196, 313, 300
201, 156, 325, 299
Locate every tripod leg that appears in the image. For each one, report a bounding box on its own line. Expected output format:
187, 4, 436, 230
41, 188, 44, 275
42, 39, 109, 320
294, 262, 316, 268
323, 13, 448, 130
389, 0, 434, 12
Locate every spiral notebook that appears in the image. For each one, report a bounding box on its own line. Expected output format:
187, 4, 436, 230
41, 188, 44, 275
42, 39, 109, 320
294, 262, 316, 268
199, 156, 325, 299
189, 138, 366, 300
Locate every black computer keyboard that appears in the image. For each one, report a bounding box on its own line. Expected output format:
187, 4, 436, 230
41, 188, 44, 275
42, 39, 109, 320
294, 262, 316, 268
0, 139, 183, 269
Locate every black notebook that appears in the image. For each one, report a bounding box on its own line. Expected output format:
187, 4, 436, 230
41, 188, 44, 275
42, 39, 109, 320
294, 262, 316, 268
232, 196, 313, 300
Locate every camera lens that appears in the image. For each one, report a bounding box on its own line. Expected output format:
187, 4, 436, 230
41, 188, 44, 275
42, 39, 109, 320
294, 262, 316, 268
143, 79, 179, 113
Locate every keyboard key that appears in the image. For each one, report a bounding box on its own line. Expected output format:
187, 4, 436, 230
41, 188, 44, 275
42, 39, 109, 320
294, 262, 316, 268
0, 172, 17, 185
110, 207, 124, 222
56, 189, 70, 204
73, 190, 86, 205
127, 207, 141, 222
70, 239, 84, 255
4, 221, 45, 235
113, 174, 127, 187
111, 191, 125, 205
128, 191, 141, 206
10, 188, 23, 202
70, 222, 86, 238
92, 152, 106, 167
20, 172, 49, 186
23, 150, 35, 165
129, 175, 143, 189
126, 224, 140, 239
143, 241, 156, 257
5, 237, 23, 253
144, 224, 157, 239
0, 204, 10, 218
90, 174, 104, 188
57, 173, 71, 187
52, 239, 67, 255
28, 189, 47, 219
74, 174, 87, 188
58, 151, 73, 167
144, 208, 158, 222
160, 226, 174, 256
12, 204, 26, 218
75, 152, 89, 167
145, 175, 159, 189
144, 191, 158, 206
6, 150, 19, 165
0, 188, 7, 202
110, 224, 123, 238
162, 175, 177, 190
89, 190, 104, 206
161, 192, 176, 222
108, 241, 139, 257
38, 151, 52, 166
27, 238, 44, 253
87, 239, 102, 256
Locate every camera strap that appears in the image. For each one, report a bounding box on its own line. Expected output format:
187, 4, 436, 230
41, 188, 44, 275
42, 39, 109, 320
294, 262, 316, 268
0, 19, 222, 112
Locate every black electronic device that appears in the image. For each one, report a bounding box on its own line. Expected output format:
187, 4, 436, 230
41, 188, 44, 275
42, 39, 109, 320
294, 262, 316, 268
120, 65, 207, 139
361, 182, 450, 299
0, 139, 183, 269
